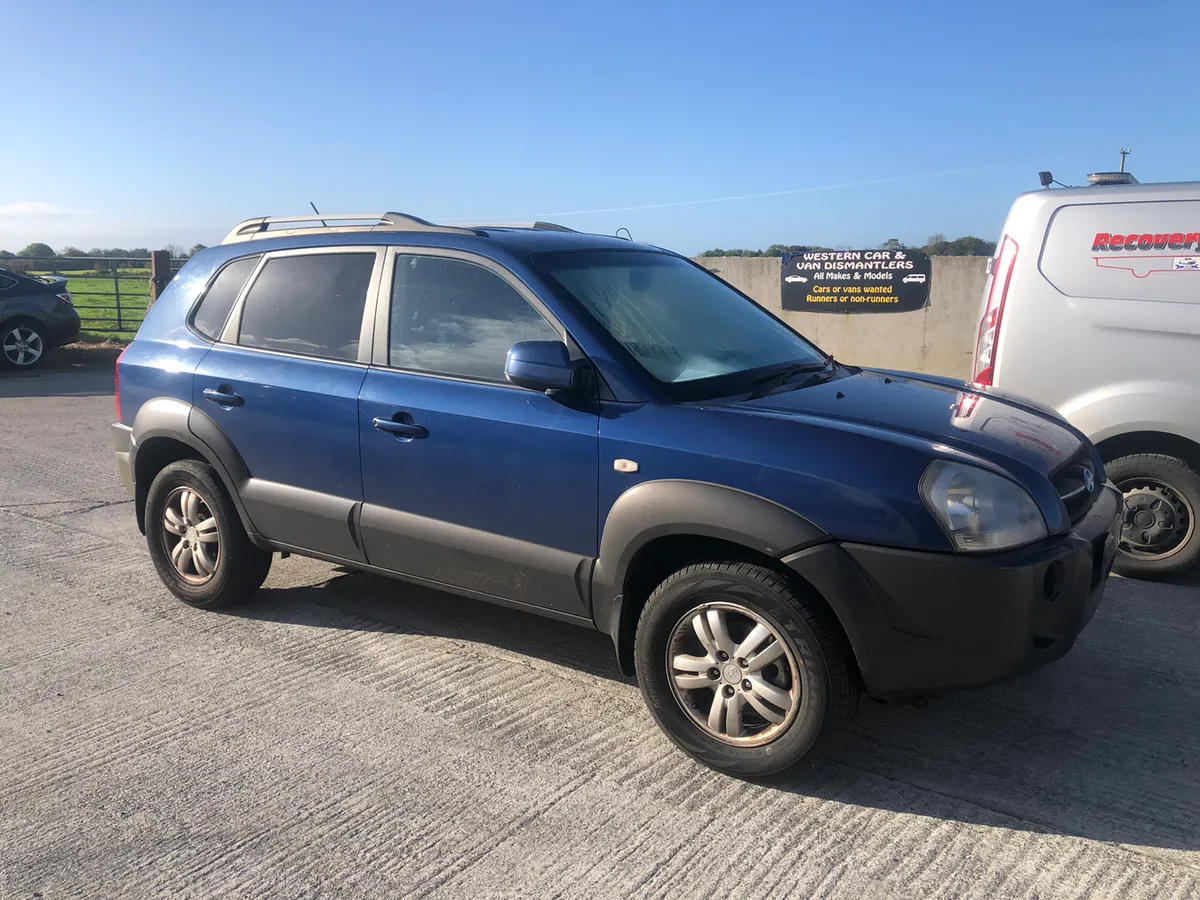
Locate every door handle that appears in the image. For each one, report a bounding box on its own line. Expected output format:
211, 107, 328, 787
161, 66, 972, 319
373, 416, 428, 440
203, 386, 244, 407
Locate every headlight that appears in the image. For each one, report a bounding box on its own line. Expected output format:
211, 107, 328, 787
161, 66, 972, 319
920, 460, 1047, 552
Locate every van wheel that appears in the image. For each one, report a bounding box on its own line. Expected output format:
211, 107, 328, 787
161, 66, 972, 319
144, 459, 273, 609
634, 561, 859, 779
1108, 453, 1200, 579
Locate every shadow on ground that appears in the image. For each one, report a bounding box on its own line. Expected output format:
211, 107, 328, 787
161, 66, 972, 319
229, 567, 1200, 852
0, 345, 119, 399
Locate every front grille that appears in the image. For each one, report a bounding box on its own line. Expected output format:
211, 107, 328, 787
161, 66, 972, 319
1053, 445, 1101, 523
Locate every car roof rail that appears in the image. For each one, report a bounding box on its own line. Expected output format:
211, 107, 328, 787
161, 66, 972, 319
465, 221, 578, 233
220, 212, 486, 244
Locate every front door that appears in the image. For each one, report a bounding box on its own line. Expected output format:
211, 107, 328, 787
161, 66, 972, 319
194, 247, 382, 560
358, 250, 598, 617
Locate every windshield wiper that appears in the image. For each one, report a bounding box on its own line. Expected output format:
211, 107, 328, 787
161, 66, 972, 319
746, 355, 836, 400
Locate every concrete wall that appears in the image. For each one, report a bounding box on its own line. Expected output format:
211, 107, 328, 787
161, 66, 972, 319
695, 256, 989, 379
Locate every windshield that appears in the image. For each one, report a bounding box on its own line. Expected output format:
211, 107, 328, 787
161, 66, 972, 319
535, 250, 825, 395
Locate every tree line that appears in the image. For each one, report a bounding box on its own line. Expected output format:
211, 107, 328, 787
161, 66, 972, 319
698, 234, 996, 258
0, 242, 208, 262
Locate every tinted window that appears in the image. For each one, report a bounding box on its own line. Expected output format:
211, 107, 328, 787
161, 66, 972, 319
0, 274, 18, 291
389, 255, 559, 381
238, 253, 374, 361
192, 255, 260, 340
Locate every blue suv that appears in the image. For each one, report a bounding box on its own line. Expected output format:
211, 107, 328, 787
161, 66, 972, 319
112, 213, 1122, 777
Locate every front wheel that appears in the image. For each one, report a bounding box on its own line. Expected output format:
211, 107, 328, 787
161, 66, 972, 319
1108, 453, 1200, 579
634, 561, 859, 779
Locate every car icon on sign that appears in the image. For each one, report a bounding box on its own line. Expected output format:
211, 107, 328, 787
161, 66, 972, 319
902, 273, 927, 284
785, 275, 808, 283
1173, 257, 1200, 270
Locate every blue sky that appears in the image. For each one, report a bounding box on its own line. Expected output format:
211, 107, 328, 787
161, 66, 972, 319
2, 0, 1192, 255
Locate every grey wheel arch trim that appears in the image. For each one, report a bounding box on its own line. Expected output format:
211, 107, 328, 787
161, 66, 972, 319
129, 397, 263, 545
590, 479, 828, 676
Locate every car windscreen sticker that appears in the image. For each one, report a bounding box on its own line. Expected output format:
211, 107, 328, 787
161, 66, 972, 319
781, 249, 931, 313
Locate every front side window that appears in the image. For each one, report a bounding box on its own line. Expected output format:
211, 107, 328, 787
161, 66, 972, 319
389, 254, 559, 382
535, 250, 825, 395
192, 255, 260, 341
237, 253, 374, 361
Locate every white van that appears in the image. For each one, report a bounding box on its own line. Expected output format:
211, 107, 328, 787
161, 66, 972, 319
972, 173, 1200, 578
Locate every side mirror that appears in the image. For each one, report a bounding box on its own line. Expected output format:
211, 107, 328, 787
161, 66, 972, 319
505, 340, 579, 393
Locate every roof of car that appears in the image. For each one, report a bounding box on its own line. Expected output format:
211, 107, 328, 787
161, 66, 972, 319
217, 212, 665, 256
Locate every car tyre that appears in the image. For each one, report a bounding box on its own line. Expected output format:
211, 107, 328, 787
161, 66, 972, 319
0, 318, 49, 370
635, 561, 858, 779
1108, 453, 1200, 579
144, 459, 272, 609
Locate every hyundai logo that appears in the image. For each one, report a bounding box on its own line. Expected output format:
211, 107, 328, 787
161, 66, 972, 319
1083, 468, 1096, 493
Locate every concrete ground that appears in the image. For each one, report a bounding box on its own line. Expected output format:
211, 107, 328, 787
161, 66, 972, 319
1, 358, 1198, 899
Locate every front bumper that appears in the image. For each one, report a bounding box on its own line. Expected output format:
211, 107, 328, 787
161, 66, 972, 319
785, 482, 1123, 699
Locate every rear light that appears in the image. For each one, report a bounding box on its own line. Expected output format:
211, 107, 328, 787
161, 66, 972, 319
972, 235, 1019, 386
56, 292, 73, 306
115, 345, 128, 422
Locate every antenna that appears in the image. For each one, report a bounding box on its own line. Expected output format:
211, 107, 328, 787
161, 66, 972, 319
1119, 148, 1132, 173
309, 201, 327, 227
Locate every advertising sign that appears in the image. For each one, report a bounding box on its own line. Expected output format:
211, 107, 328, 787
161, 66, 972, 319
781, 249, 932, 313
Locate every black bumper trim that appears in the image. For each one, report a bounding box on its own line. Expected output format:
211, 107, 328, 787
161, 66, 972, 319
785, 484, 1122, 699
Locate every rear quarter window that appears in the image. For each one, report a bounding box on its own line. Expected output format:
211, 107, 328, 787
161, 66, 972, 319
191, 255, 261, 340
1040, 200, 1200, 303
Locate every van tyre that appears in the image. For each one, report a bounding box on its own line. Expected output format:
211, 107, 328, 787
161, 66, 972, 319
634, 561, 858, 779
1108, 453, 1200, 579
144, 459, 273, 609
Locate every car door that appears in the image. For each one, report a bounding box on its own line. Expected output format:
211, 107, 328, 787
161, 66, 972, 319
193, 246, 383, 561
358, 248, 599, 618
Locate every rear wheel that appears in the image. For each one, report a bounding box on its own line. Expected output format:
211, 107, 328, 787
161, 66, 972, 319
144, 459, 272, 608
1108, 453, 1200, 579
0, 319, 48, 370
634, 561, 858, 779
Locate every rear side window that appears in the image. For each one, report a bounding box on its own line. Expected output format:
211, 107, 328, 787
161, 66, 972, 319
192, 255, 260, 340
0, 274, 18, 291
237, 253, 375, 361
389, 254, 559, 381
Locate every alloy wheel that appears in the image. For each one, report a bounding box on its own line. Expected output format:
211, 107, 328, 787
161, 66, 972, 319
2, 326, 44, 367
161, 487, 221, 584
666, 601, 802, 747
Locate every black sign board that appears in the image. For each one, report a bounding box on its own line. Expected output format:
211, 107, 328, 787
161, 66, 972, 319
781, 249, 931, 313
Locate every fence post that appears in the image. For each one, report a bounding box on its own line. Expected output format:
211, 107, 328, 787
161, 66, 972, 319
112, 260, 123, 331
149, 250, 173, 311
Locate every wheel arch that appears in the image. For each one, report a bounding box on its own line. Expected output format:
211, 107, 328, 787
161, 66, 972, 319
130, 397, 261, 543
591, 480, 834, 677
1095, 430, 1200, 470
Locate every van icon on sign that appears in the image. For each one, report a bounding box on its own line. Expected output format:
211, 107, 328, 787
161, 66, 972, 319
902, 273, 927, 284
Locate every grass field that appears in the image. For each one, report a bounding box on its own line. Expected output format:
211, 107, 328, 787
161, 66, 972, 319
29, 268, 153, 341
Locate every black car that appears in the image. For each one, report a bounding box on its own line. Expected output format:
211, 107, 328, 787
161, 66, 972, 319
0, 267, 81, 369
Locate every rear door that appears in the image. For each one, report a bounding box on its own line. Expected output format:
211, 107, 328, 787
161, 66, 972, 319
357, 248, 599, 617
193, 246, 383, 560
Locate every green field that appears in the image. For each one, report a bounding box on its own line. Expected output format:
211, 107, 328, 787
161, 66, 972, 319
29, 268, 152, 341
